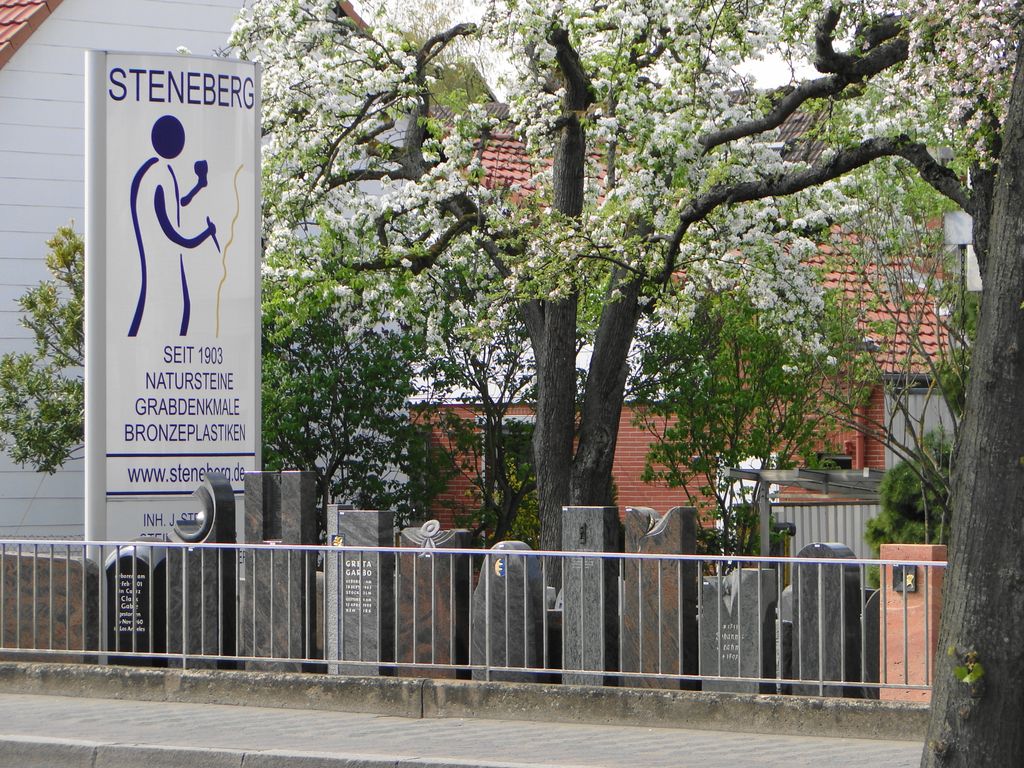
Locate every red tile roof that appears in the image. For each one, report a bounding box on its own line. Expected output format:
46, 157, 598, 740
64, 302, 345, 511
476, 133, 946, 378
808, 233, 946, 376
0, 0, 61, 71
480, 133, 536, 191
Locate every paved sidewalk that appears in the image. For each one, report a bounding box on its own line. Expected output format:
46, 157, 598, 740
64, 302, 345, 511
0, 692, 923, 768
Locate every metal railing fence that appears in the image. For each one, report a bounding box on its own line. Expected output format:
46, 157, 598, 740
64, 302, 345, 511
0, 539, 943, 697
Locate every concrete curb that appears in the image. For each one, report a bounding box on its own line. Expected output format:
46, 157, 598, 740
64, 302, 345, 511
0, 737, 589, 768
0, 662, 929, 742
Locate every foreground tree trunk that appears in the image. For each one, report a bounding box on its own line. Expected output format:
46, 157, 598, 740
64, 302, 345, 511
921, 41, 1024, 768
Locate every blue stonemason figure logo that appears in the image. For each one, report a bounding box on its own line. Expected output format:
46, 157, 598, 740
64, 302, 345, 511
128, 114, 219, 337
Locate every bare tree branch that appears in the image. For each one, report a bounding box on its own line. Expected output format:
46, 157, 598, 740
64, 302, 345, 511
660, 135, 972, 282
700, 6, 909, 154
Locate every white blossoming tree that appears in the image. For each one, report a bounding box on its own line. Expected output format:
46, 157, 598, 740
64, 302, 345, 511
233, 1, 1024, 758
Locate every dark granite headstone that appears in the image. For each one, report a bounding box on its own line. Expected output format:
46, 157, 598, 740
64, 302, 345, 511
326, 506, 395, 675
862, 588, 881, 699
699, 568, 778, 692
104, 545, 167, 665
471, 541, 545, 682
239, 470, 318, 671
562, 505, 621, 686
620, 506, 699, 689
165, 474, 237, 668
791, 542, 864, 696
396, 519, 471, 677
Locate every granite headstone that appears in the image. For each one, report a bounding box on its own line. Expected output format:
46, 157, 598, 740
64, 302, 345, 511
0, 550, 99, 663
791, 542, 864, 696
562, 505, 621, 686
396, 519, 471, 677
620, 506, 699, 689
239, 470, 318, 671
165, 473, 237, 668
470, 541, 545, 682
699, 568, 778, 693
326, 506, 395, 675
104, 545, 167, 665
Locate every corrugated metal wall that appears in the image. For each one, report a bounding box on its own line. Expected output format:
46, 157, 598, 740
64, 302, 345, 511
773, 502, 881, 559
884, 390, 955, 469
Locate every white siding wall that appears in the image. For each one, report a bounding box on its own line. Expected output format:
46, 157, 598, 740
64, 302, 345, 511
0, 0, 248, 537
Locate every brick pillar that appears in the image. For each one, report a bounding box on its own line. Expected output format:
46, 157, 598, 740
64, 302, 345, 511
879, 543, 947, 702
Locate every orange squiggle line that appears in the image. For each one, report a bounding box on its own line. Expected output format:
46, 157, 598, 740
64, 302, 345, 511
216, 164, 245, 337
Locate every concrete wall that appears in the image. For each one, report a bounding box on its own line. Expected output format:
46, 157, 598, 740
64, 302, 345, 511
0, 0, 246, 537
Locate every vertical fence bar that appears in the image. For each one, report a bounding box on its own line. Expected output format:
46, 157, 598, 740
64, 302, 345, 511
880, 561, 888, 687
181, 546, 188, 668
636, 554, 643, 676
412, 553, 418, 665
860, 564, 867, 691
393, 553, 399, 672
617, 558, 625, 677
218, 548, 224, 662
484, 552, 491, 681
737, 560, 744, 681
924, 563, 931, 685
657, 558, 664, 676
756, 560, 763, 684
1, 543, 6, 648
65, 543, 72, 652
32, 544, 38, 651
358, 549, 364, 662
47, 545, 54, 650
430, 554, 437, 667
839, 558, 846, 687
286, 547, 293, 660
715, 566, 722, 677
521, 552, 528, 671
16, 543, 24, 650
541, 557, 549, 671
504, 551, 510, 669
448, 552, 456, 670
200, 548, 206, 658
677, 558, 683, 682
304, 550, 311, 662
902, 570, 909, 686
599, 553, 606, 678
112, 545, 120, 654
817, 562, 824, 694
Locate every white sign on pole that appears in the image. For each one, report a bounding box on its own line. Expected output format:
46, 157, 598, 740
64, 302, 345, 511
85, 52, 261, 541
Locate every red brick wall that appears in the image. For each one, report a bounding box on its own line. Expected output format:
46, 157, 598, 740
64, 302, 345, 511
420, 404, 714, 528
420, 385, 890, 529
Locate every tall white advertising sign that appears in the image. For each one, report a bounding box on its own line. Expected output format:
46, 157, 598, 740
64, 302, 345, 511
85, 52, 261, 541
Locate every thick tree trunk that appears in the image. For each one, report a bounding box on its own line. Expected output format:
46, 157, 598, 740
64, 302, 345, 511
524, 41, 592, 552
571, 274, 642, 506
527, 296, 578, 553
921, 44, 1024, 767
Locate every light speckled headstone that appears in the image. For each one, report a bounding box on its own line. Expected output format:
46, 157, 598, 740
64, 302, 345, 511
562, 505, 621, 686
396, 520, 472, 677
620, 506, 699, 689
326, 507, 394, 675
792, 542, 864, 696
470, 541, 545, 682
699, 568, 778, 693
